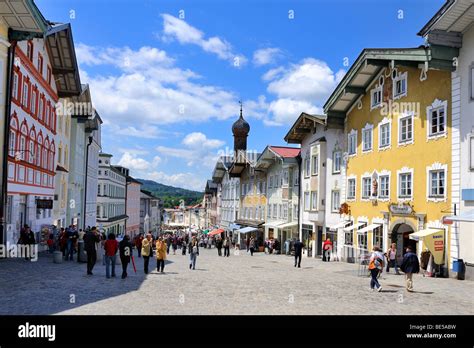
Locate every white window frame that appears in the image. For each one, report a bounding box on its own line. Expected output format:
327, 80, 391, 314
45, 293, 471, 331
378, 170, 391, 202
393, 70, 407, 100
361, 175, 372, 201
304, 153, 310, 178
333, 150, 341, 174
370, 82, 383, 110
304, 192, 310, 211
347, 176, 356, 201
310, 191, 318, 211
12, 73, 18, 99
311, 154, 319, 176
348, 129, 357, 156
331, 190, 340, 213
397, 167, 414, 201
426, 99, 448, 140
362, 123, 373, 153
378, 117, 391, 150
426, 162, 447, 202
398, 111, 414, 146
294, 168, 299, 186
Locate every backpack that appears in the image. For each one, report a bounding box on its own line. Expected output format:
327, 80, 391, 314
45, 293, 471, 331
193, 245, 198, 254
374, 257, 383, 269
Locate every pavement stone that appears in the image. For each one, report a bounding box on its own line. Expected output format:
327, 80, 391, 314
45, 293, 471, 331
0, 248, 472, 315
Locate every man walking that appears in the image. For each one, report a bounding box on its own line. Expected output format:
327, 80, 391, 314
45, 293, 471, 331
84, 227, 100, 275
223, 237, 230, 257
216, 237, 223, 256
294, 239, 303, 268
104, 233, 119, 279
400, 246, 420, 292
385, 243, 401, 275
119, 235, 133, 279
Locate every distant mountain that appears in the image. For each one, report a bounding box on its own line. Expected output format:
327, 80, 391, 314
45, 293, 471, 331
137, 179, 203, 208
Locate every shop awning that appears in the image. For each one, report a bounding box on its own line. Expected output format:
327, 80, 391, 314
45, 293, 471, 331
279, 221, 298, 229
328, 220, 351, 231
208, 229, 224, 236
357, 223, 382, 234
236, 227, 258, 234
443, 210, 474, 223
409, 228, 445, 265
263, 221, 286, 228
343, 222, 365, 232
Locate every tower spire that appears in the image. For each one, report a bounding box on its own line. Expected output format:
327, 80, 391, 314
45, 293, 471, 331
239, 100, 243, 118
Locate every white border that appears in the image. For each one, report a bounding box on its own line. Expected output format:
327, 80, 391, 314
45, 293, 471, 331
360, 172, 372, 202
426, 99, 448, 141
377, 169, 391, 202
397, 166, 414, 202
426, 162, 448, 203
346, 174, 357, 202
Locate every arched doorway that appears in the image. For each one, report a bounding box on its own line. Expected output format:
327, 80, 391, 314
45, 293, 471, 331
391, 223, 417, 261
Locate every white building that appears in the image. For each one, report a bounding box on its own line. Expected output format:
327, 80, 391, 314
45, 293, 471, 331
285, 113, 346, 258
418, 0, 474, 279
255, 146, 300, 250
212, 156, 240, 234
96, 153, 127, 236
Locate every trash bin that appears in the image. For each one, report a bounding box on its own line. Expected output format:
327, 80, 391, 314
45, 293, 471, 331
53, 251, 63, 264
453, 259, 465, 280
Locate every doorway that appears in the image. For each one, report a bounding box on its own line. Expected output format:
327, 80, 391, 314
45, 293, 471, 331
391, 223, 416, 262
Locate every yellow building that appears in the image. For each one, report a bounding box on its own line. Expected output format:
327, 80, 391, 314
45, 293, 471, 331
324, 47, 458, 272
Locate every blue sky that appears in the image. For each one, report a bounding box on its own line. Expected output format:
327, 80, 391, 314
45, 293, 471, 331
37, 0, 443, 191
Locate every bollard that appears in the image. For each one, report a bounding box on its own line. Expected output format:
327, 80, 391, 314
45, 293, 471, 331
53, 251, 63, 264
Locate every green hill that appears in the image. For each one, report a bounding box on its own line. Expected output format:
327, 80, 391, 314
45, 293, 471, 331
137, 179, 203, 208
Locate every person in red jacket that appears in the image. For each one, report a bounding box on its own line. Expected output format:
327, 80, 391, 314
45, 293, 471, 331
104, 233, 119, 279
322, 237, 333, 262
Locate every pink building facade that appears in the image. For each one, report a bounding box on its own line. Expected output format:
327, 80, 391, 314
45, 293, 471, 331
126, 177, 142, 238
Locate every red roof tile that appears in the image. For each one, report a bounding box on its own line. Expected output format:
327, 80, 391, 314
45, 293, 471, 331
269, 146, 300, 158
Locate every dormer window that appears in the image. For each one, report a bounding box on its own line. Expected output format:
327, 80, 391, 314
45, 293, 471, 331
393, 69, 407, 100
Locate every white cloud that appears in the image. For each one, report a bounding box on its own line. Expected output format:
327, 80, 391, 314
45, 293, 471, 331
161, 14, 247, 66
253, 48, 282, 66
77, 43, 241, 128
117, 152, 153, 171
263, 58, 346, 126
157, 132, 224, 168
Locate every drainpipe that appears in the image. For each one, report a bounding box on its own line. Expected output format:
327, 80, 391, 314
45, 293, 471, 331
82, 135, 93, 231
297, 153, 302, 245
0, 39, 16, 248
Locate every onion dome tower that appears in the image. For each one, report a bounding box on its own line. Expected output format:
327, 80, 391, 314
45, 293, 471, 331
232, 101, 250, 153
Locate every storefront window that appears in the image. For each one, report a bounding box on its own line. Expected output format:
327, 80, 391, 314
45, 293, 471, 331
345, 231, 353, 245
373, 225, 383, 249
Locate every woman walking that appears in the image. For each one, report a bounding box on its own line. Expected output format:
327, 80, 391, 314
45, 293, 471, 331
249, 237, 255, 256
188, 237, 199, 270
156, 237, 167, 273
141, 234, 153, 274
368, 246, 384, 292
385, 243, 400, 274
223, 237, 230, 257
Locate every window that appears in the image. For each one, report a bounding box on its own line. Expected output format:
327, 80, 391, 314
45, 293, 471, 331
331, 190, 340, 212
6, 196, 12, 224
358, 232, 368, 250
293, 204, 298, 221
39, 97, 44, 121
311, 154, 319, 175
27, 41, 33, 61
22, 82, 28, 107
347, 178, 356, 200
12, 73, 18, 99
362, 177, 371, 199
304, 192, 310, 211
273, 204, 277, 218
427, 100, 447, 139
283, 204, 288, 219
371, 84, 382, 108
399, 113, 413, 144
28, 140, 34, 164
294, 168, 299, 186
279, 204, 283, 218
304, 154, 310, 177
311, 191, 318, 211
267, 205, 271, 218
362, 127, 372, 152
31, 91, 36, 115
399, 173, 412, 198
333, 151, 341, 173
348, 131, 357, 155
47, 66, 52, 85
37, 54, 43, 75
429, 170, 445, 197
345, 229, 353, 245
393, 71, 407, 99
9, 130, 16, 156
373, 225, 383, 249
471, 64, 474, 100
283, 170, 289, 185
379, 175, 390, 198
379, 122, 390, 148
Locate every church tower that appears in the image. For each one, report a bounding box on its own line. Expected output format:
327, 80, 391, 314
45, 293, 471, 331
231, 101, 250, 153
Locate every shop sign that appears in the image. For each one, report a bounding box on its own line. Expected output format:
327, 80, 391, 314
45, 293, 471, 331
36, 199, 53, 209
389, 203, 413, 215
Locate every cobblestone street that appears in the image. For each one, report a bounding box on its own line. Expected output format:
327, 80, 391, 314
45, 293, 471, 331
0, 248, 472, 315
